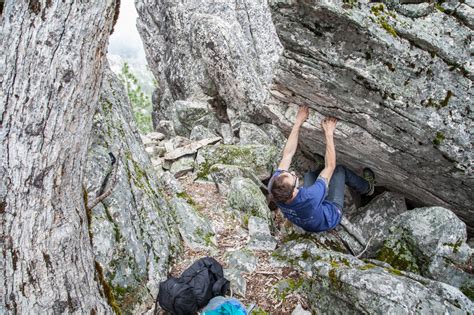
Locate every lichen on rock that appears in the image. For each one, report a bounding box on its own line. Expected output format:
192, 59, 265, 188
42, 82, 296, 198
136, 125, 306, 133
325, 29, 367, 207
84, 66, 181, 313
195, 144, 279, 180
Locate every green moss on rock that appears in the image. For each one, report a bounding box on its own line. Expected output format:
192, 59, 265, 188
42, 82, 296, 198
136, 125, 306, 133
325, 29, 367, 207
273, 278, 305, 301
359, 263, 376, 271
387, 268, 403, 276
328, 268, 343, 289
196, 144, 278, 180
460, 284, 474, 301
370, 4, 398, 37
376, 240, 420, 274
95, 261, 122, 314
379, 17, 398, 37
443, 239, 463, 254
432, 131, 445, 146
176, 191, 197, 206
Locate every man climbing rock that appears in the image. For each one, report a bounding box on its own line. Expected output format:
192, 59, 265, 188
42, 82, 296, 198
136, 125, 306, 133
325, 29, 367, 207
268, 105, 375, 233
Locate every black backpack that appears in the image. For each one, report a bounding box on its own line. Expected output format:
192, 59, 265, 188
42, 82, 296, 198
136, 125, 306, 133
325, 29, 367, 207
157, 257, 230, 314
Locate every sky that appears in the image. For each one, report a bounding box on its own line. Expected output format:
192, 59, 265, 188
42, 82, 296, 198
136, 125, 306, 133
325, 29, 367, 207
107, 0, 154, 95
108, 0, 147, 63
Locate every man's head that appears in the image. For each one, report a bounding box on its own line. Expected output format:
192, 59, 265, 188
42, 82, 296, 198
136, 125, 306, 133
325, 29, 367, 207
269, 170, 299, 203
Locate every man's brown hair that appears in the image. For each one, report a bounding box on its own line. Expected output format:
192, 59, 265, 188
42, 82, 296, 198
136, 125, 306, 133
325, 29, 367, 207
270, 174, 294, 203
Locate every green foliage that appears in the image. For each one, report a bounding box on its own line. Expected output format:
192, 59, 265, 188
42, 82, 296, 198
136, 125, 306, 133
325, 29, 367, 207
119, 62, 153, 134
460, 284, 474, 301
251, 307, 270, 315
435, 2, 445, 12
433, 132, 445, 146
370, 4, 385, 16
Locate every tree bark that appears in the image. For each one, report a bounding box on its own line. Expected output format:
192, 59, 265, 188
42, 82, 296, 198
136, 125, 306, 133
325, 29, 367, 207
1, 0, 117, 313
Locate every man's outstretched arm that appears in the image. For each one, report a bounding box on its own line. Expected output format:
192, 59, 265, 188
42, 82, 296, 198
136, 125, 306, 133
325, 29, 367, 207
319, 117, 337, 183
278, 106, 309, 170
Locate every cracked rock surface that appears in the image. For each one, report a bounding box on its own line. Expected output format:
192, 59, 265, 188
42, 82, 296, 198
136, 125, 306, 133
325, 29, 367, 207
84, 66, 180, 313
137, 0, 473, 234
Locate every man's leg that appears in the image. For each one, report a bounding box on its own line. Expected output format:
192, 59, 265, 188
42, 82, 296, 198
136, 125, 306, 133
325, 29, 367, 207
341, 165, 370, 195
326, 165, 346, 210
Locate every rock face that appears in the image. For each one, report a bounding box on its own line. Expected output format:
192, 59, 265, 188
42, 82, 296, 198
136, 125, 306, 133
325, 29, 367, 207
84, 67, 181, 313
247, 216, 278, 251
376, 207, 474, 294
266, 1, 473, 233
171, 197, 217, 251
195, 144, 279, 181
209, 163, 263, 196
136, 0, 282, 131
227, 177, 272, 222
274, 240, 474, 313
339, 191, 407, 256
136, 0, 474, 234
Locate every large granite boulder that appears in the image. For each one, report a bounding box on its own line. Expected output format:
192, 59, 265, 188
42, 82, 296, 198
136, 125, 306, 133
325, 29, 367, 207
171, 197, 217, 251
338, 191, 408, 256
136, 0, 282, 129
84, 67, 180, 313
226, 249, 258, 273
190, 125, 218, 141
376, 206, 474, 295
266, 0, 473, 234
239, 122, 273, 145
175, 100, 209, 131
227, 177, 272, 222
273, 240, 474, 313
260, 123, 287, 151
247, 216, 278, 251
195, 144, 279, 181
136, 0, 474, 235
209, 163, 263, 196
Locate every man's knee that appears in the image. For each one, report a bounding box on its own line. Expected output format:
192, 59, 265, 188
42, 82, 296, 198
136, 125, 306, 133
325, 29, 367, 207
334, 165, 345, 174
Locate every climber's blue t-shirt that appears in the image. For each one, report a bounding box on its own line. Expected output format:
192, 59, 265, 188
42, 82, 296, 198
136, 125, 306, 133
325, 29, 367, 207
274, 171, 341, 232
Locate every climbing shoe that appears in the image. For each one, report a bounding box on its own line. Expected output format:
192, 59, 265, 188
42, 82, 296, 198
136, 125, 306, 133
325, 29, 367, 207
362, 167, 375, 196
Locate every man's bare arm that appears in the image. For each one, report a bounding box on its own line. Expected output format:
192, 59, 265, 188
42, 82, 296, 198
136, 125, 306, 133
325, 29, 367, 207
319, 118, 337, 183
278, 106, 309, 170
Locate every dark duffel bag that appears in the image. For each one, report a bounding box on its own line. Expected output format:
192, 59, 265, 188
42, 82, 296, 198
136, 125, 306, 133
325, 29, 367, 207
180, 257, 230, 308
156, 257, 230, 314
157, 277, 198, 315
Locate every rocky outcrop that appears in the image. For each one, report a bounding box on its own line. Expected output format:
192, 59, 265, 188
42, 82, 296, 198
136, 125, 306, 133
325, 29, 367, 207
136, 0, 474, 234
376, 207, 474, 295
227, 177, 272, 221
136, 0, 282, 132
266, 0, 473, 233
338, 191, 407, 256
195, 144, 279, 181
84, 67, 181, 313
209, 163, 263, 196
273, 239, 474, 313
171, 197, 217, 251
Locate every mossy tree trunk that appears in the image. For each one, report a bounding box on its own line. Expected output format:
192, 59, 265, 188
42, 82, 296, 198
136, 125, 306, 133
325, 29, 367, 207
0, 1, 117, 313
